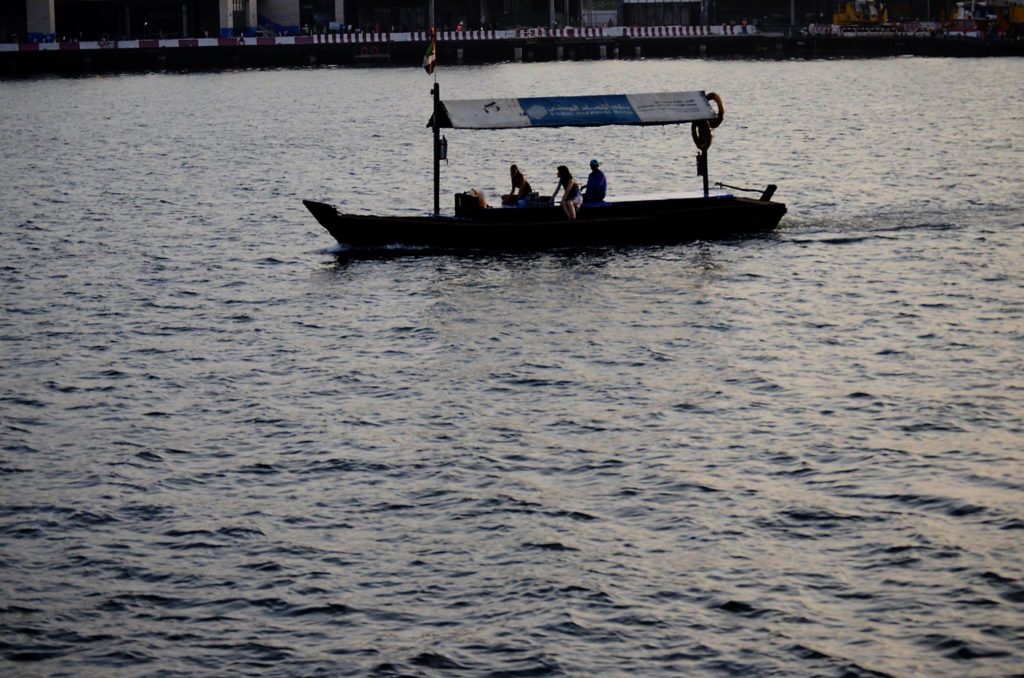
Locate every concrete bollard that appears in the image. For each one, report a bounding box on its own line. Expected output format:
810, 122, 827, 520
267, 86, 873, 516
556, 45, 563, 60
457, 48, 463, 64
634, 45, 641, 58
612, 45, 619, 59
599, 44, 606, 59
514, 46, 522, 62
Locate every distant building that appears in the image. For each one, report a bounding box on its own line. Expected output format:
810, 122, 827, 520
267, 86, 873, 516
0, 1, 952, 42
621, 1, 949, 27
0, 1, 587, 41
346, 1, 585, 32
620, 1, 700, 26
693, 1, 947, 27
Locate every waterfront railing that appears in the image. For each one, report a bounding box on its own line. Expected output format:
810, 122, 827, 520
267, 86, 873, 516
0, 24, 761, 52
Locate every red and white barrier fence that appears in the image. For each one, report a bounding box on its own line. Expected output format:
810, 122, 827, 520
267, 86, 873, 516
512, 27, 609, 39
0, 24, 762, 52
315, 32, 390, 44
621, 24, 757, 37
400, 30, 508, 42
805, 21, 942, 37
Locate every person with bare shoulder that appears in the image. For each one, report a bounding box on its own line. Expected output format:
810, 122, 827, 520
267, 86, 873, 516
501, 164, 532, 206
551, 165, 582, 221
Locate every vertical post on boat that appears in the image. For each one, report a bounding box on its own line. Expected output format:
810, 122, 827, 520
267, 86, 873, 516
433, 82, 441, 216
698, 149, 709, 198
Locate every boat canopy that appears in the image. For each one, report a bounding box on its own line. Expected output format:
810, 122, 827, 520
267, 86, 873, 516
431, 91, 717, 130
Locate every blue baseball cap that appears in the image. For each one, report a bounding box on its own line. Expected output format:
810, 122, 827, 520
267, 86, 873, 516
590, 159, 600, 167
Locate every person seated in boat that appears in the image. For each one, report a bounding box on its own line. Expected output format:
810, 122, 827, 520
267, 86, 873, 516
467, 188, 489, 208
501, 164, 532, 206
552, 165, 582, 221
582, 158, 607, 204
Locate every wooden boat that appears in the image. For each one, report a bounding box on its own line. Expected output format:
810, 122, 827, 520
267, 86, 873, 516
304, 87, 786, 251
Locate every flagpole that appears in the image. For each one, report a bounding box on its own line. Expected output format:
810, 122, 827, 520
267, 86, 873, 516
426, 2, 439, 215
430, 0, 437, 85
433, 78, 440, 217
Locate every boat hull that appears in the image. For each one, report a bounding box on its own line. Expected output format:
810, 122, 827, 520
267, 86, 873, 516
303, 194, 786, 251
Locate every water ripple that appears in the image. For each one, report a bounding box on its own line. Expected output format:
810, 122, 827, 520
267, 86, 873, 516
0, 60, 1022, 676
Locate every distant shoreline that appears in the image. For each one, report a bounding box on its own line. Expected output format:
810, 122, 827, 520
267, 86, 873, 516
3, 32, 1022, 77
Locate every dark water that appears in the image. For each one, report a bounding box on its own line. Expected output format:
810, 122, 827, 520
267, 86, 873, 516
1, 59, 1023, 676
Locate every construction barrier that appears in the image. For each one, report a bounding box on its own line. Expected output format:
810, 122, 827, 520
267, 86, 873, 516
1, 24, 762, 52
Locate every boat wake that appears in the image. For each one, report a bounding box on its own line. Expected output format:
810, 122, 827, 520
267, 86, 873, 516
780, 202, 1022, 237
320, 243, 351, 255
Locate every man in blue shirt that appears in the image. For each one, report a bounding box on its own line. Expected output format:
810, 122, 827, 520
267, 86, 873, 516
582, 158, 607, 203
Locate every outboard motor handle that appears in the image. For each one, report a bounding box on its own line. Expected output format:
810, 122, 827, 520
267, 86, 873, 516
759, 184, 777, 202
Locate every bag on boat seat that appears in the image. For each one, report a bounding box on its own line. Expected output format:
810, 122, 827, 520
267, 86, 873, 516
522, 192, 550, 208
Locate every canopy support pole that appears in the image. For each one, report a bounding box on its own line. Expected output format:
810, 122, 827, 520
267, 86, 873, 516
433, 82, 440, 217
697, 149, 709, 198
703, 150, 709, 198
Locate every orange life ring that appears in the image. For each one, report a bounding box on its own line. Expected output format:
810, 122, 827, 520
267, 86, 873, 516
360, 45, 368, 56
370, 46, 379, 55
691, 120, 713, 151
706, 92, 725, 129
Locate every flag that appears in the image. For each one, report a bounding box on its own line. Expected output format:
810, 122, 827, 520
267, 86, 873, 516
423, 28, 437, 74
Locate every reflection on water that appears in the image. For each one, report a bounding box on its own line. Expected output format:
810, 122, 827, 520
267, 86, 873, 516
0, 59, 1022, 676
